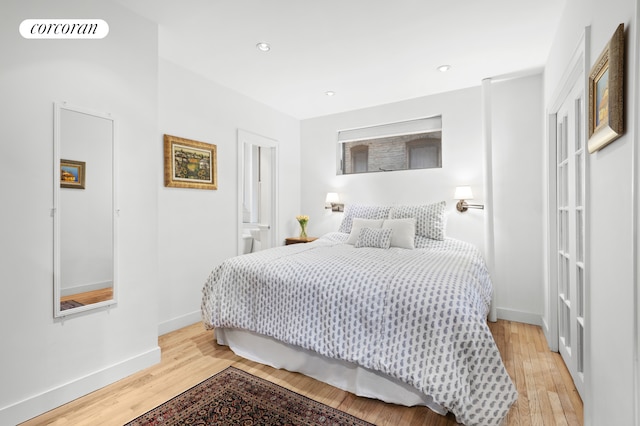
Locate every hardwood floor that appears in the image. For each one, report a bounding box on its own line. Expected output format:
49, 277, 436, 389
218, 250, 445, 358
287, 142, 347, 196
21, 320, 583, 426
60, 287, 113, 306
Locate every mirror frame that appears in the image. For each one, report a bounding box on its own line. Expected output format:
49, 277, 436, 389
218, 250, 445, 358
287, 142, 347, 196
53, 102, 118, 318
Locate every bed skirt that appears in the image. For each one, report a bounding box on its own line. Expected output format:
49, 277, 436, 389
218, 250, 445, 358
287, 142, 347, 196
215, 327, 447, 415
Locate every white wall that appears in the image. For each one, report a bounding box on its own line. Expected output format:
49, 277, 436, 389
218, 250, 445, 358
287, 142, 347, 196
157, 59, 301, 334
544, 0, 637, 424
0, 1, 160, 424
491, 74, 545, 324
301, 87, 485, 247
300, 81, 545, 325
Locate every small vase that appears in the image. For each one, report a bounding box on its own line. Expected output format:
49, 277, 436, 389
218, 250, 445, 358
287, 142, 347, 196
299, 223, 308, 239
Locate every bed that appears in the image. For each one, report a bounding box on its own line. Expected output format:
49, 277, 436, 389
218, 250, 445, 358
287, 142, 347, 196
201, 203, 517, 425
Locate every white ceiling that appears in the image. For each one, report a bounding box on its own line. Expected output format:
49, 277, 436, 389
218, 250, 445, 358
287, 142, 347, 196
117, 0, 565, 120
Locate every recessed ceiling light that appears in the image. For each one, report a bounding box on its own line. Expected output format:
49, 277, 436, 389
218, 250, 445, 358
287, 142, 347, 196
437, 65, 452, 72
325, 91, 335, 96
256, 42, 271, 52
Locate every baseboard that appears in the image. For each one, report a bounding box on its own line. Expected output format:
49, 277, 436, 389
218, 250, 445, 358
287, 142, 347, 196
541, 316, 550, 339
496, 307, 542, 326
541, 316, 559, 352
158, 310, 201, 336
60, 280, 112, 297
0, 345, 160, 426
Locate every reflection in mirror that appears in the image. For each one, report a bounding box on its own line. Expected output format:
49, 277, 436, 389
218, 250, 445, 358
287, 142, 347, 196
237, 130, 278, 256
54, 102, 117, 317
337, 115, 442, 174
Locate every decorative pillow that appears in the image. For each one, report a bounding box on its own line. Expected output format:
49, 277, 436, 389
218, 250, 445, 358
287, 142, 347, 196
382, 218, 416, 249
389, 201, 446, 240
354, 227, 392, 249
338, 204, 392, 234
346, 218, 384, 245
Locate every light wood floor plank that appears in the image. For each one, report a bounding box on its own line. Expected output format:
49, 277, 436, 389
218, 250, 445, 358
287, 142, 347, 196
533, 325, 581, 426
20, 320, 583, 426
60, 287, 113, 306
551, 351, 584, 425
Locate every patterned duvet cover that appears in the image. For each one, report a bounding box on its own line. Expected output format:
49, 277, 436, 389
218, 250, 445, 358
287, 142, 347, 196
201, 232, 517, 425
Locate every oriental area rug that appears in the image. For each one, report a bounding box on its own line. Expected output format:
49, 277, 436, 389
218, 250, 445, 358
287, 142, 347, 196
60, 300, 84, 311
124, 366, 374, 426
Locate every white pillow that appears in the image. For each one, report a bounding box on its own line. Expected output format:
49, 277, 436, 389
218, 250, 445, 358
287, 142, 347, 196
347, 218, 384, 245
382, 218, 416, 249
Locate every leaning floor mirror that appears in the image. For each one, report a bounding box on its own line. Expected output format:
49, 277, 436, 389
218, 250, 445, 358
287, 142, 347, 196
53, 102, 118, 318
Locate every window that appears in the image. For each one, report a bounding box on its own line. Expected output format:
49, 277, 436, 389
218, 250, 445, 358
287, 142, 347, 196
407, 137, 441, 169
337, 116, 442, 175
350, 145, 368, 173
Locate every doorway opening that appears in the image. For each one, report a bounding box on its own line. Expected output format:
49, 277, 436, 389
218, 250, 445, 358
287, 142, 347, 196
237, 130, 278, 255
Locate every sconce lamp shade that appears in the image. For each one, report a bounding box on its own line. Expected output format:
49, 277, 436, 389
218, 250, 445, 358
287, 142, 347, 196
325, 192, 344, 212
325, 192, 340, 204
454, 186, 474, 200
454, 185, 484, 212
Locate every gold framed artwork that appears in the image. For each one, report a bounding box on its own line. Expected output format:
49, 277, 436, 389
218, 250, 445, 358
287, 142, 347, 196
164, 134, 218, 190
60, 159, 86, 189
588, 23, 624, 154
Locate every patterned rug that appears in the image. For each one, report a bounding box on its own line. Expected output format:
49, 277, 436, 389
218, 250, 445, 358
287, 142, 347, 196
124, 366, 374, 425
60, 300, 84, 311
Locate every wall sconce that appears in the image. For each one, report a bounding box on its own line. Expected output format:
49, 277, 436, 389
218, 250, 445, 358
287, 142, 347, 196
325, 192, 344, 212
454, 186, 484, 212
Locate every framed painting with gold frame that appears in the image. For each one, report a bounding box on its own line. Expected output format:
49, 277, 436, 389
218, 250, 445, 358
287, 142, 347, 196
588, 23, 624, 154
60, 159, 86, 189
164, 134, 218, 190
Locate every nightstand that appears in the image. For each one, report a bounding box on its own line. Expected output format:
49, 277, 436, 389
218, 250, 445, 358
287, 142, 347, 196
285, 237, 318, 245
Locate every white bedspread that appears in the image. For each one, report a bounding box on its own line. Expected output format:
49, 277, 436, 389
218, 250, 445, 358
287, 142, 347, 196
201, 232, 517, 425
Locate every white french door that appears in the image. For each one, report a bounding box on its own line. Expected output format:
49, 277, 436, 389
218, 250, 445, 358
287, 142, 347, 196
555, 76, 586, 398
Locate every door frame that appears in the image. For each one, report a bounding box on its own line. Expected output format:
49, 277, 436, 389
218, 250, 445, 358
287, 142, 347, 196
237, 129, 279, 255
546, 24, 591, 413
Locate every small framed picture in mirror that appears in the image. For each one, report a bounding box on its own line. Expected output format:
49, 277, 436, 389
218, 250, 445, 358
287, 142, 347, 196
60, 159, 86, 189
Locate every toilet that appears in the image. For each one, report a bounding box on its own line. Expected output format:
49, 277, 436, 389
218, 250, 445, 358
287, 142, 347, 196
242, 234, 253, 254
240, 223, 270, 254
249, 227, 263, 252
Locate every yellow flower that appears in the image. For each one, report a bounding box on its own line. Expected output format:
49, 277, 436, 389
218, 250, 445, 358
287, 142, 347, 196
296, 215, 309, 225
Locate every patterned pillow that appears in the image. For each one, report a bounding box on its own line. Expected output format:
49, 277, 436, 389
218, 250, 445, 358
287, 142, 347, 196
354, 227, 393, 249
338, 204, 392, 234
346, 218, 384, 245
389, 201, 446, 240
382, 218, 416, 249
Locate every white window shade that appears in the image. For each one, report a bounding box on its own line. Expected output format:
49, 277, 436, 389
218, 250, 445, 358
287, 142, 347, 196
337, 116, 442, 143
